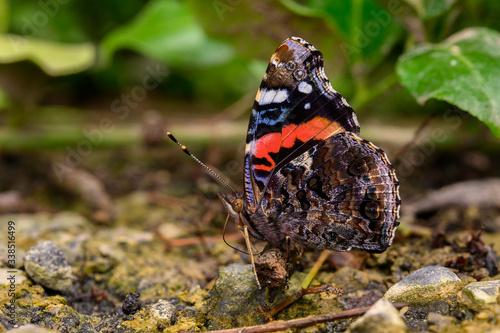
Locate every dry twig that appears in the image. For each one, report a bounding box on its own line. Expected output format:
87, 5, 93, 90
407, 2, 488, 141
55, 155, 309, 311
207, 302, 411, 333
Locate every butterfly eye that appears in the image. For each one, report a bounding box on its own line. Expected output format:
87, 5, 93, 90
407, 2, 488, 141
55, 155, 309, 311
286, 61, 296, 71
232, 198, 243, 213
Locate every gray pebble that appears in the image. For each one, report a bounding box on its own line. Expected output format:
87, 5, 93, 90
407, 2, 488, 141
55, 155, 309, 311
348, 299, 407, 333
150, 299, 177, 326
458, 280, 500, 310
384, 266, 462, 303
24, 241, 74, 292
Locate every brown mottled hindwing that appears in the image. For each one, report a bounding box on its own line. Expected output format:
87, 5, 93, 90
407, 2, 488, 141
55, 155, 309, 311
259, 132, 400, 252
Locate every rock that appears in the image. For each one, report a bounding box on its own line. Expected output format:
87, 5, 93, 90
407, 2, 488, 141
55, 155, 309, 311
205, 264, 265, 329
24, 241, 74, 292
8, 324, 59, 332
458, 280, 500, 310
347, 299, 407, 333
150, 299, 177, 326
383, 266, 462, 303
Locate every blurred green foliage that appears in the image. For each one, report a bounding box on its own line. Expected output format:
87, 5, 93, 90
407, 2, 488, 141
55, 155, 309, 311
398, 27, 500, 136
101, 0, 235, 68
0, 0, 499, 136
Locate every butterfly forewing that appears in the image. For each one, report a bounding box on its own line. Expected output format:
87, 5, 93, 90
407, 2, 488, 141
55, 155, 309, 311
244, 37, 360, 208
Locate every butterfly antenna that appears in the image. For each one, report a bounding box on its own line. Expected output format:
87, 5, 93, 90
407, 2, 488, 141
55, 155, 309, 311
167, 132, 237, 194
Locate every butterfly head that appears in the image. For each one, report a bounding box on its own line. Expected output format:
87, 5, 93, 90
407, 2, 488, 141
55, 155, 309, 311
218, 193, 243, 219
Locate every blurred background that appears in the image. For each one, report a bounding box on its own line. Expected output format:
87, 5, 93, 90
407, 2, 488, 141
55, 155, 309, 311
0, 0, 499, 226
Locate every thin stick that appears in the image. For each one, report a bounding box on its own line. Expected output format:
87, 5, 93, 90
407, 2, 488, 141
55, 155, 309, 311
209, 302, 411, 333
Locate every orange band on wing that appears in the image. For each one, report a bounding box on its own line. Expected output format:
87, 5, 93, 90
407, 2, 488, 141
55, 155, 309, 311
252, 117, 344, 172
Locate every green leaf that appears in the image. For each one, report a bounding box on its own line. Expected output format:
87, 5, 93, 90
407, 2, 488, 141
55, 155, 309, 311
397, 27, 500, 136
101, 0, 234, 68
404, 0, 455, 19
0, 34, 95, 76
281, 0, 402, 68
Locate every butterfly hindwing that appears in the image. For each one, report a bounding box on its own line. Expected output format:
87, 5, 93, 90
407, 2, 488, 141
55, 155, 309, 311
244, 37, 360, 208
261, 132, 400, 252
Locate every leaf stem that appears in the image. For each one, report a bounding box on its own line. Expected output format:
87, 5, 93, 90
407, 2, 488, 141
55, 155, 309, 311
300, 249, 330, 289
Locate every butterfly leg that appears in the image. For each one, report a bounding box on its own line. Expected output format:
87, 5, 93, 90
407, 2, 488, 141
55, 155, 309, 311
239, 224, 262, 289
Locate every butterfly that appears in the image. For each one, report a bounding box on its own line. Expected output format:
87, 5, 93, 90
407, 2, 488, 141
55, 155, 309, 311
169, 36, 400, 288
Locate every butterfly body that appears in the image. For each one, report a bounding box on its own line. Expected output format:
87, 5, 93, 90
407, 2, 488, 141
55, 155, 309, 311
220, 37, 400, 255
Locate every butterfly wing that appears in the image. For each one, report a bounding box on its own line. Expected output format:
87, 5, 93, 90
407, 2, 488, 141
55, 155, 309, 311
261, 132, 400, 252
244, 37, 360, 208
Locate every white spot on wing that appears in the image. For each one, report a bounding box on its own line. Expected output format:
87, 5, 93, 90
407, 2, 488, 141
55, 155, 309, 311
298, 81, 313, 94
304, 103, 311, 110
259, 88, 289, 105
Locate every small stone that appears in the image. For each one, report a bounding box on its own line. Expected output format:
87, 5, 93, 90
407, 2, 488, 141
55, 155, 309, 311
150, 299, 177, 326
24, 241, 74, 292
383, 266, 462, 303
123, 292, 142, 315
458, 280, 500, 310
347, 299, 407, 333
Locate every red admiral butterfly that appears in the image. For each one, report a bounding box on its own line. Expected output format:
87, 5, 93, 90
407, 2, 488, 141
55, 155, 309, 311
169, 37, 400, 288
